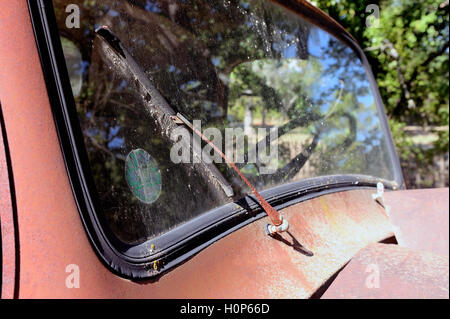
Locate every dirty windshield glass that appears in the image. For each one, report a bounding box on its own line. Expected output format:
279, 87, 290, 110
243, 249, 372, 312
52, 0, 397, 244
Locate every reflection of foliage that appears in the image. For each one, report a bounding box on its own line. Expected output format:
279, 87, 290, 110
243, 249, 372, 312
53, 0, 399, 243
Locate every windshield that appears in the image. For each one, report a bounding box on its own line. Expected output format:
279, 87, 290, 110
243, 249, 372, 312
52, 0, 399, 244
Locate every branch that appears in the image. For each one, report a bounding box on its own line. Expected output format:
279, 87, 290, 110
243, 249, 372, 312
381, 40, 416, 110
424, 41, 449, 66
407, 41, 449, 96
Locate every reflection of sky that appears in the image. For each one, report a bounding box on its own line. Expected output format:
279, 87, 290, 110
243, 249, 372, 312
227, 13, 388, 161
282, 44, 297, 59
108, 125, 124, 149
302, 27, 380, 145
237, 20, 382, 150
108, 137, 124, 149
306, 30, 374, 108
144, 1, 162, 13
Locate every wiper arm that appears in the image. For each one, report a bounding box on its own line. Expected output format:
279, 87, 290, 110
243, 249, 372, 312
95, 26, 289, 235
173, 113, 289, 235
94, 26, 233, 197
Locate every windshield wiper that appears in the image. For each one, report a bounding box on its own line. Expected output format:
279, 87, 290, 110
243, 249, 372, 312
173, 113, 289, 235
95, 26, 233, 198
95, 26, 289, 235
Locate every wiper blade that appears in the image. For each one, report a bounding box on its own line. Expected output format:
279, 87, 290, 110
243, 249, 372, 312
94, 26, 233, 198
95, 26, 289, 235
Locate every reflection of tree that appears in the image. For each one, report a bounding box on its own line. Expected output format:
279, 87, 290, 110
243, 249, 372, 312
308, 37, 393, 178
77, 35, 236, 244
53, 0, 395, 243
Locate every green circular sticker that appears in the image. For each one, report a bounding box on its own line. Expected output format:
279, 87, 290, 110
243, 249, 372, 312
125, 149, 162, 204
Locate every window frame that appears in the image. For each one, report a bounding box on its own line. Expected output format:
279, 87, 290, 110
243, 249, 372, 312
28, 0, 404, 279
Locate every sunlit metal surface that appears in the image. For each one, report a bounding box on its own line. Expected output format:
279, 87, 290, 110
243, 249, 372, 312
322, 243, 449, 299
384, 188, 449, 256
